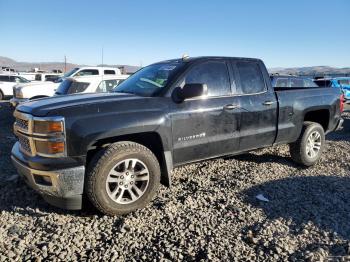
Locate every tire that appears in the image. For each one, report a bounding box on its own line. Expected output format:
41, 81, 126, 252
86, 141, 160, 216
289, 122, 325, 166
0, 90, 4, 101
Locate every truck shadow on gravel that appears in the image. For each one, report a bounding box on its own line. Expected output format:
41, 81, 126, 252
243, 175, 350, 259
227, 153, 297, 168
326, 112, 350, 141
0, 179, 98, 217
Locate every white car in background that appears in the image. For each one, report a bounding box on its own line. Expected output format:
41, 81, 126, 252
10, 74, 128, 106
62, 66, 121, 78
10, 67, 123, 106
0, 75, 31, 100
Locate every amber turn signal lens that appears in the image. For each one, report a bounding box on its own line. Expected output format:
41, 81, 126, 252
48, 141, 65, 154
34, 120, 64, 133
48, 122, 63, 132
35, 140, 65, 155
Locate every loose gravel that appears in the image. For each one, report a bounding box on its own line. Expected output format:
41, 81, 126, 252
0, 101, 349, 261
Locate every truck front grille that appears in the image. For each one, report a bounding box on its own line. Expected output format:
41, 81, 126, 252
16, 118, 29, 131
17, 134, 32, 155
13, 111, 34, 156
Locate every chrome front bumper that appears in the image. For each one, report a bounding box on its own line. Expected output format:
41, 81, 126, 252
11, 155, 85, 210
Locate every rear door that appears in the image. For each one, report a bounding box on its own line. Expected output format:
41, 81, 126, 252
233, 60, 277, 151
170, 59, 241, 165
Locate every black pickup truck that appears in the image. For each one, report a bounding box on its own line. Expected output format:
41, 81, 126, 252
11, 56, 344, 215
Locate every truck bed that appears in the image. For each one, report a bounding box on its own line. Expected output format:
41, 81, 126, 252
274, 87, 342, 145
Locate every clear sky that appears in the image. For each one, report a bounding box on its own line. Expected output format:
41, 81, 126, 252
0, 0, 349, 68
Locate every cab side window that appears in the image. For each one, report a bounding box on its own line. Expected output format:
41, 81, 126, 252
0, 76, 10, 82
104, 70, 116, 75
183, 61, 231, 97
76, 69, 99, 76
236, 62, 266, 94
96, 79, 121, 93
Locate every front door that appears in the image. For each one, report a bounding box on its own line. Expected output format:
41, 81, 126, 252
169, 60, 241, 165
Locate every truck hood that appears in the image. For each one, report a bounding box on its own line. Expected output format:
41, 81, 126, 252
16, 92, 141, 116
16, 82, 57, 89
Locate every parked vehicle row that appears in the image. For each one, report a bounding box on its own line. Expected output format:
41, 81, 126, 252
314, 77, 350, 103
271, 74, 350, 103
9, 67, 128, 106
11, 56, 344, 216
270, 75, 318, 89
0, 75, 31, 100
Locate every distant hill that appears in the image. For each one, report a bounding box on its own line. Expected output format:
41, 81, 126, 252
0, 56, 140, 74
269, 66, 350, 76
1, 56, 349, 76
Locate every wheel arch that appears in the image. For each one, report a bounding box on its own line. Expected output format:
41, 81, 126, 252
303, 108, 330, 131
86, 132, 172, 187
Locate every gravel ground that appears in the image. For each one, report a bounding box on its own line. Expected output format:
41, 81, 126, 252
0, 101, 349, 261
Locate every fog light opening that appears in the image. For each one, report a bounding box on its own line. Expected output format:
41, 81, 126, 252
33, 174, 53, 186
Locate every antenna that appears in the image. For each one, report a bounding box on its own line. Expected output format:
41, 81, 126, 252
101, 47, 104, 81
64, 55, 67, 73
101, 47, 104, 67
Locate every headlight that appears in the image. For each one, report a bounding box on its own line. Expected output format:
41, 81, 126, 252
34, 120, 64, 133
14, 112, 66, 158
32, 118, 66, 157
15, 88, 23, 98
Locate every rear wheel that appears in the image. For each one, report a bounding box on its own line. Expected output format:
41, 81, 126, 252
289, 122, 325, 166
86, 141, 160, 216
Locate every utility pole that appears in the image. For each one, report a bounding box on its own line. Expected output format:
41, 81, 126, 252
64, 55, 67, 73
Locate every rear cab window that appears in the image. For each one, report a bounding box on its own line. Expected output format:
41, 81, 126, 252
290, 78, 304, 87
273, 78, 289, 88
75, 69, 99, 76
104, 70, 116, 75
236, 62, 266, 94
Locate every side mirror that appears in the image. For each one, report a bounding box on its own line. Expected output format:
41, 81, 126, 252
172, 83, 207, 103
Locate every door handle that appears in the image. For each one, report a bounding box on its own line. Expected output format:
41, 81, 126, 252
224, 104, 239, 110
262, 101, 274, 106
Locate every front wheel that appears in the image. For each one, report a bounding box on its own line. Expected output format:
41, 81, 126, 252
289, 122, 325, 166
86, 141, 160, 216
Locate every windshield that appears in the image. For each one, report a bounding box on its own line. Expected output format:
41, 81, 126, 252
63, 68, 79, 78
55, 79, 90, 95
114, 63, 183, 96
17, 76, 30, 83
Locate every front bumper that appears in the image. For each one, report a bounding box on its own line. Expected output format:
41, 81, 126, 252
10, 97, 29, 107
11, 154, 85, 210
